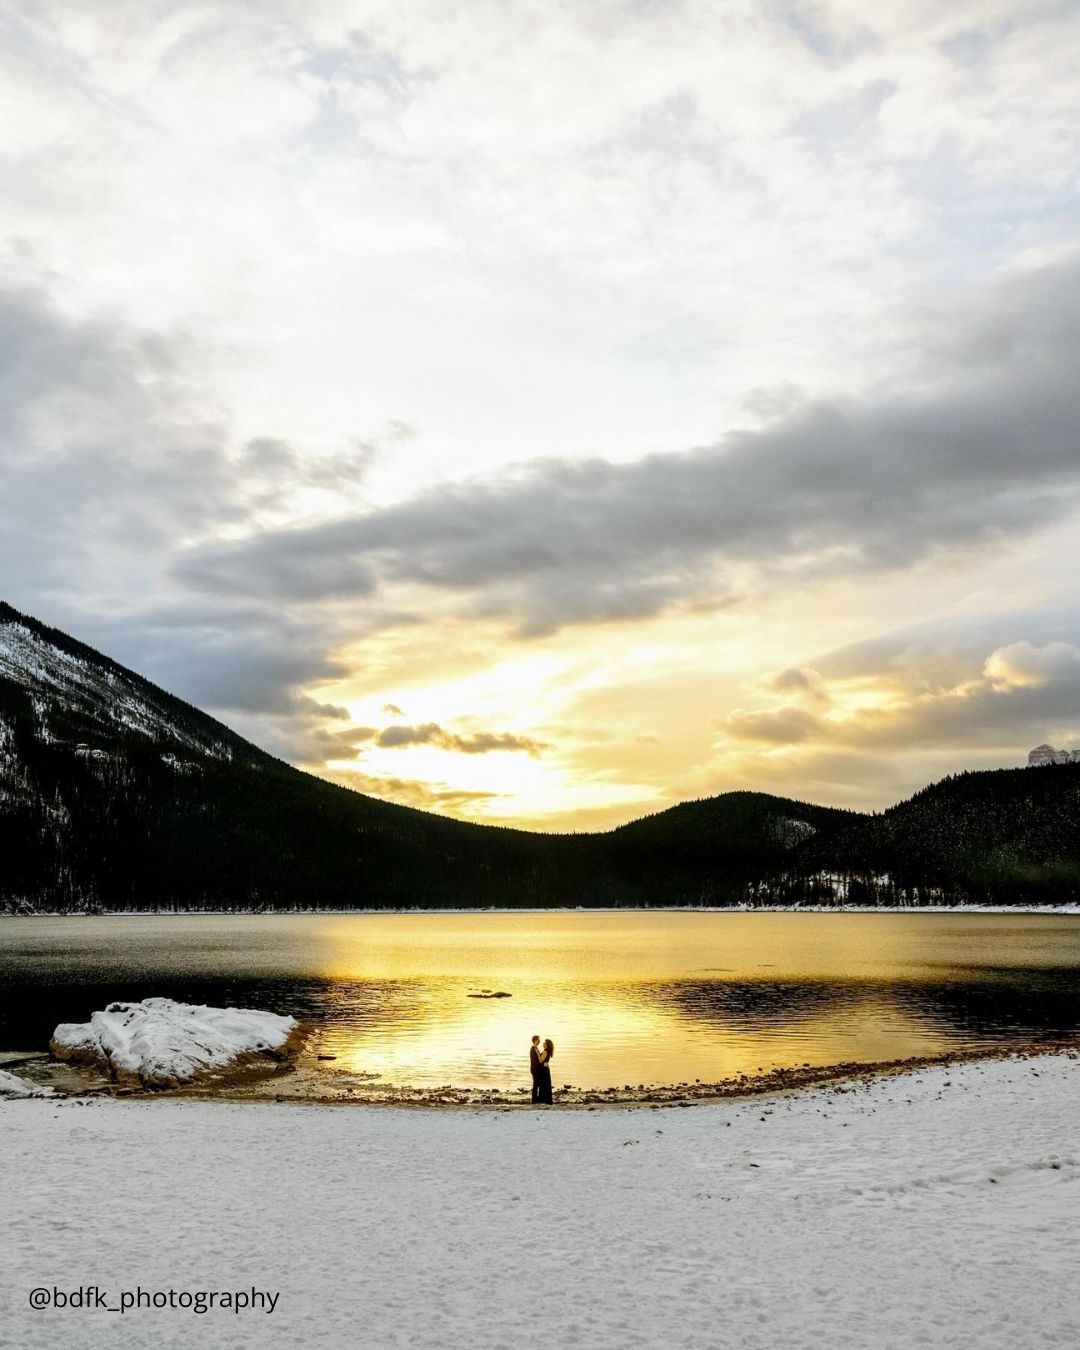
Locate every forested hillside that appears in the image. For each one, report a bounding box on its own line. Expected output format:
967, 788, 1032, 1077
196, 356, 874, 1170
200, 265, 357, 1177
781, 764, 1080, 906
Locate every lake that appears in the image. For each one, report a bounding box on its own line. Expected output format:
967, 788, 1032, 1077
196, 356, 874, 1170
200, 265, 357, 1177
2, 911, 1079, 1090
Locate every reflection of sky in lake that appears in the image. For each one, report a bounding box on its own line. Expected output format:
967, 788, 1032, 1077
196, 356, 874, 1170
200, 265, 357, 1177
2, 913, 1080, 1088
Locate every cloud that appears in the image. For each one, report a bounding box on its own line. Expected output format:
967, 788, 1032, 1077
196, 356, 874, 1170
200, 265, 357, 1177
768, 666, 831, 703
93, 614, 350, 716
0, 287, 237, 599
323, 768, 502, 814
176, 251, 1080, 636
812, 604, 1080, 686
349, 722, 546, 756
232, 434, 389, 513
983, 641, 1080, 692
724, 706, 825, 745
704, 622, 1080, 815
720, 628, 1080, 763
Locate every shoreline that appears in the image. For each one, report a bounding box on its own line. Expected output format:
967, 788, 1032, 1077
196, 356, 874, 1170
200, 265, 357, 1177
4, 903, 1080, 918
15, 1037, 1079, 1111
148, 1039, 1080, 1110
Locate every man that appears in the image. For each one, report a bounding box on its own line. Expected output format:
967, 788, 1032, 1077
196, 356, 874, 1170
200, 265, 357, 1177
529, 1034, 542, 1103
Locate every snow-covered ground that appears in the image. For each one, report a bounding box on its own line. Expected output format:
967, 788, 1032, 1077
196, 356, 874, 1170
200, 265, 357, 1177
50, 997, 299, 1087
2, 1053, 1077, 1349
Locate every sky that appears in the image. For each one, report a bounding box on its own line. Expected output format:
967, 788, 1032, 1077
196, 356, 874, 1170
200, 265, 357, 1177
2, 0, 1080, 830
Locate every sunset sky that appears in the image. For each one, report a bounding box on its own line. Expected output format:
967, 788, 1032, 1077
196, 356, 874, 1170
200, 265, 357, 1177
3, 0, 1079, 829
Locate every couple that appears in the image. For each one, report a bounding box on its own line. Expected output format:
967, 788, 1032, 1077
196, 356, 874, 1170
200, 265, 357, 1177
529, 1035, 555, 1105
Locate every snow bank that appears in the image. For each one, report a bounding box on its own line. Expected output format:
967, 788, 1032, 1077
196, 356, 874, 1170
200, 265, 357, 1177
50, 997, 300, 1087
0, 1068, 52, 1097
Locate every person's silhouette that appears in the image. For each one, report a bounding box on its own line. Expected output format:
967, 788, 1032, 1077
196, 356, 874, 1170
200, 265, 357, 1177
529, 1034, 542, 1103
536, 1038, 554, 1105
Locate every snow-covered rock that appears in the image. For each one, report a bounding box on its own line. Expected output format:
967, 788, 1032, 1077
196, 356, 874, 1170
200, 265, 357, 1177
1027, 742, 1080, 765
50, 998, 301, 1088
0, 1068, 53, 1098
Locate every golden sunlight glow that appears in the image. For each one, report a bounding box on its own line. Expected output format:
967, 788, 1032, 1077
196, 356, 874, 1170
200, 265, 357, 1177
314, 988, 939, 1089
283, 912, 1016, 1088
299, 545, 1059, 830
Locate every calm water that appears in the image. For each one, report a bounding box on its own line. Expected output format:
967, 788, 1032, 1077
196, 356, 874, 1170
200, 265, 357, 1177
2, 912, 1079, 1088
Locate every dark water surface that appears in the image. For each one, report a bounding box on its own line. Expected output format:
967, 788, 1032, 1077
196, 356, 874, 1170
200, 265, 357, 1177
2, 912, 1079, 1088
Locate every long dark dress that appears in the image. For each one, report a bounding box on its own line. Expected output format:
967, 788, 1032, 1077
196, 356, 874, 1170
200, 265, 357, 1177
536, 1055, 553, 1104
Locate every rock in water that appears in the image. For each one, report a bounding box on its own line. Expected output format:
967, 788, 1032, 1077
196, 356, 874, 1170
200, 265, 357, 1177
50, 997, 301, 1088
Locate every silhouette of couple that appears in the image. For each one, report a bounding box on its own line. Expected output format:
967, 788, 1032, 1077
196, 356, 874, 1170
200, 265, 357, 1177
529, 1035, 555, 1105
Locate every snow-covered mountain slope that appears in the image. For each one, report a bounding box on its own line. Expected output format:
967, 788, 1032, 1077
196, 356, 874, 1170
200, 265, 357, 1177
0, 602, 259, 766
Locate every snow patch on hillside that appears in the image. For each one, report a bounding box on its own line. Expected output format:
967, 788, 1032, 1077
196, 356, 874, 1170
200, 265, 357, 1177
0, 616, 233, 758
0, 713, 31, 801
160, 751, 199, 773
768, 815, 817, 847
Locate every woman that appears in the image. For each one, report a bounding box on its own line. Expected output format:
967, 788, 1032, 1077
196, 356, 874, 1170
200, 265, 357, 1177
536, 1038, 554, 1105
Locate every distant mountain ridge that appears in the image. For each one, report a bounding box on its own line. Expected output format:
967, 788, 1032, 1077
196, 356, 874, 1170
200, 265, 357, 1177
2, 601, 1078, 911
1028, 742, 1080, 766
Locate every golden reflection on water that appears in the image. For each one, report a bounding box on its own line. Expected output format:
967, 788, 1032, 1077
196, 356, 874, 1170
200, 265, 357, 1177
293, 911, 1080, 1089
317, 983, 941, 1089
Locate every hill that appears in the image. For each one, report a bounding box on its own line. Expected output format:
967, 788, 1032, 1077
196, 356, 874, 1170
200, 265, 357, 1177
2, 601, 1078, 910
790, 764, 1080, 906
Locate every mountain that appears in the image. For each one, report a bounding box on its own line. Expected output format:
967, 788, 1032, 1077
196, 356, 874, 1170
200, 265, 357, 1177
2, 601, 1078, 911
